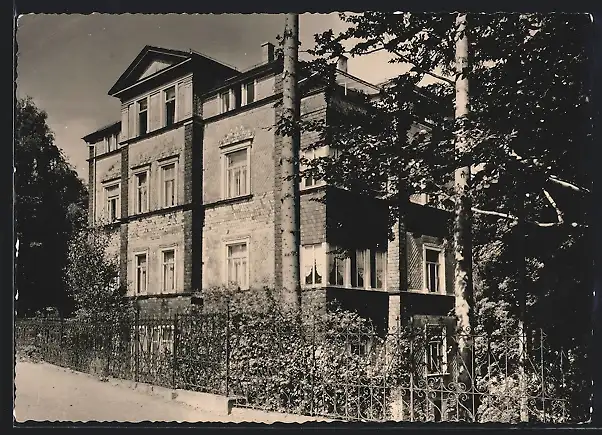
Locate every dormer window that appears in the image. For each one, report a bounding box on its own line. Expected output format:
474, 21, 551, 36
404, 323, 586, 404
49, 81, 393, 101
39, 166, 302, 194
138, 98, 148, 136
164, 86, 176, 127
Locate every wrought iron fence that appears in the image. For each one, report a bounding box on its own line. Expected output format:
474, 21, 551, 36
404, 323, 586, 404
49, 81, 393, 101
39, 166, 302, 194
14, 311, 573, 423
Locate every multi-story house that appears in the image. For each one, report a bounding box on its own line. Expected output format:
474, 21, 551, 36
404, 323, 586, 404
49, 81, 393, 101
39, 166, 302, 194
83, 44, 455, 347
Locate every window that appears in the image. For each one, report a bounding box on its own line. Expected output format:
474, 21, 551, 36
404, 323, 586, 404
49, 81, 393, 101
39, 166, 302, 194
425, 248, 442, 293
164, 87, 176, 127
226, 241, 249, 289
105, 184, 120, 222
425, 325, 448, 375
161, 249, 176, 293
161, 163, 177, 207
232, 86, 242, 109
328, 247, 347, 286
351, 249, 368, 288
302, 244, 325, 287
219, 91, 230, 113
224, 147, 250, 198
135, 253, 148, 295
138, 98, 148, 136
370, 250, 386, 289
106, 134, 117, 153
242, 80, 255, 105
134, 171, 149, 214
300, 148, 327, 189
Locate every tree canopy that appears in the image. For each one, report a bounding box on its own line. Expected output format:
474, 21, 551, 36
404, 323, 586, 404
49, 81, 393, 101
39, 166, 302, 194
285, 13, 592, 420
15, 97, 88, 316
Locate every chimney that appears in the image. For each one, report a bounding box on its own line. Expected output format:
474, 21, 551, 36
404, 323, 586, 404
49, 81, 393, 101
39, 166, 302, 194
261, 42, 275, 63
337, 55, 348, 73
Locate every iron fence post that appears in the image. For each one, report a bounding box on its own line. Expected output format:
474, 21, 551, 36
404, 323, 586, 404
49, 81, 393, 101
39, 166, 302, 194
311, 313, 316, 417
410, 338, 414, 422
173, 313, 178, 389
225, 297, 230, 397
541, 328, 546, 422
135, 307, 140, 383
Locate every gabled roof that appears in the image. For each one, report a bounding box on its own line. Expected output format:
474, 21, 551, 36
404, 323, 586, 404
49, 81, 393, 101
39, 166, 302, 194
107, 45, 239, 97
108, 45, 193, 97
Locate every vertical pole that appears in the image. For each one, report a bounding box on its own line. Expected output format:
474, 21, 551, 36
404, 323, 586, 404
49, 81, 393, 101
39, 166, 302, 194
516, 184, 529, 422
225, 298, 230, 397
173, 313, 178, 389
454, 12, 474, 420
281, 13, 302, 313
311, 313, 316, 417
410, 338, 414, 422
541, 328, 546, 422
135, 305, 140, 383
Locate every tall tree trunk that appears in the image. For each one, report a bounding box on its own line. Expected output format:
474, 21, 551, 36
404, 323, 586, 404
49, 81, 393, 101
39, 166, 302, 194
280, 13, 301, 313
453, 12, 475, 421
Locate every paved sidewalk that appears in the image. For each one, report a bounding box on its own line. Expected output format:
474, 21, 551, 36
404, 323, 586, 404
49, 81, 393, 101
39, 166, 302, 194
14, 360, 329, 424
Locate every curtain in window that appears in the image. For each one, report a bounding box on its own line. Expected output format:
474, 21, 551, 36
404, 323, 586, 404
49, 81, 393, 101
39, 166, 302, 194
227, 243, 248, 289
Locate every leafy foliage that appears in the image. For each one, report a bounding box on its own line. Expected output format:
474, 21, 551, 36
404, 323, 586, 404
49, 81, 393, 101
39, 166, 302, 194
64, 227, 132, 322
284, 13, 591, 420
15, 97, 88, 316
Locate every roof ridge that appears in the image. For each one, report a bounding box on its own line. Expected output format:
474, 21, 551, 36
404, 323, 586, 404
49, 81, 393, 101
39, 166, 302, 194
188, 49, 240, 72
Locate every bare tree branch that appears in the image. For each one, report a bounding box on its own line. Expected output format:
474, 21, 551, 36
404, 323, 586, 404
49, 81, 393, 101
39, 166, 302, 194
548, 175, 590, 194
507, 147, 590, 194
472, 207, 518, 220
542, 188, 564, 225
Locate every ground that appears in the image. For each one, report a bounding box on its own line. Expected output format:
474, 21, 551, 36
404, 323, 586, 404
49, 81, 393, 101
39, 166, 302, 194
14, 361, 324, 424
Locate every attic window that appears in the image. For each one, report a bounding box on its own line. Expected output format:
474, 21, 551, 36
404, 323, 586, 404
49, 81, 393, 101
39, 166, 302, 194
138, 98, 148, 135
242, 80, 255, 106
164, 86, 176, 127
219, 91, 230, 114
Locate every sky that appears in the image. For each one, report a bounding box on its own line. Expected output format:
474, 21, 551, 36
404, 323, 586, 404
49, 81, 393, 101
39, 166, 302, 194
16, 13, 413, 182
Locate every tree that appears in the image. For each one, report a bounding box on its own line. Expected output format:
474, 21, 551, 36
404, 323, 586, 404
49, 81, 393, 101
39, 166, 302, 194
64, 226, 131, 322
289, 12, 591, 421
279, 13, 302, 313
15, 97, 88, 316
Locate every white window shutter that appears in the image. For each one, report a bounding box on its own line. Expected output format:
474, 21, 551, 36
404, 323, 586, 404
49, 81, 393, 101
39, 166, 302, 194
178, 79, 193, 121
149, 92, 161, 131
128, 104, 136, 139
120, 107, 129, 142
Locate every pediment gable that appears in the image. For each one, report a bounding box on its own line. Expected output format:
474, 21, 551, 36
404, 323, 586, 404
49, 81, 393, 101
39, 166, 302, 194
108, 46, 191, 97
138, 59, 175, 80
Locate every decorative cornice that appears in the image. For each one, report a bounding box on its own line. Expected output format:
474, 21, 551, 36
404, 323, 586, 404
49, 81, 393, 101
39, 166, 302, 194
218, 126, 255, 147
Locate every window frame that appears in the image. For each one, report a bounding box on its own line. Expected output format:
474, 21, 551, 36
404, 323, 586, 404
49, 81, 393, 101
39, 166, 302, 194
370, 249, 387, 290
300, 147, 327, 190
159, 158, 178, 208
241, 79, 256, 106
423, 244, 445, 295
221, 141, 251, 200
350, 249, 370, 289
163, 86, 177, 127
106, 133, 118, 153
301, 243, 326, 289
160, 246, 177, 294
219, 90, 231, 114
327, 245, 387, 291
137, 97, 149, 136
134, 251, 149, 295
133, 167, 150, 215
328, 245, 348, 287
103, 181, 121, 223
424, 324, 449, 376
224, 237, 250, 290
